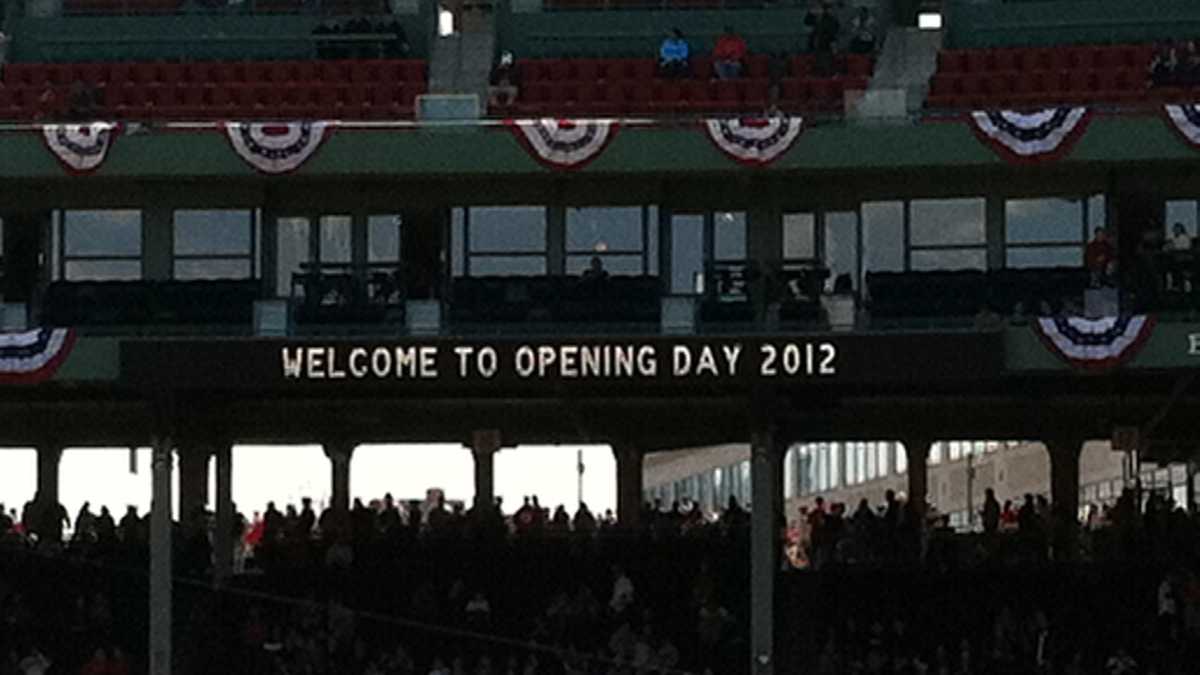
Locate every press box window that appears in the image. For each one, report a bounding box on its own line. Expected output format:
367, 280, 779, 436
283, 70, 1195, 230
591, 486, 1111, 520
172, 209, 255, 280
565, 206, 657, 276
456, 207, 547, 276
59, 209, 142, 281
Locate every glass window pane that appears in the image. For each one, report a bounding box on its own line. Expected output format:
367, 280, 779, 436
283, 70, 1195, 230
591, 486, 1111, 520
1006, 199, 1084, 244
276, 217, 311, 298
646, 206, 660, 276
452, 209, 465, 277
173, 210, 251, 256
368, 215, 403, 263
910, 248, 986, 270
877, 443, 889, 476
714, 211, 746, 261
566, 207, 643, 253
896, 443, 907, 474
1006, 246, 1082, 269
64, 210, 141, 256
824, 211, 858, 290
174, 259, 252, 280
1166, 201, 1197, 237
468, 256, 546, 276
1088, 194, 1106, 230
783, 213, 815, 260
65, 259, 141, 281
468, 207, 546, 253
863, 201, 904, 272
911, 199, 985, 246
566, 254, 644, 276
671, 214, 704, 294
830, 444, 840, 488
319, 215, 352, 263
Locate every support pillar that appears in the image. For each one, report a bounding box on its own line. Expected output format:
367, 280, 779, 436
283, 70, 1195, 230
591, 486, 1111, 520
1046, 438, 1084, 561
178, 448, 210, 526
750, 424, 783, 675
323, 441, 355, 514
35, 443, 62, 506
149, 434, 173, 675
214, 443, 234, 584
471, 430, 500, 510
903, 438, 932, 521
613, 444, 644, 528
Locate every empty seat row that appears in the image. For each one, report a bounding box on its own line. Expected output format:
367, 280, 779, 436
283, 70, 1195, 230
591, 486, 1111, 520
44, 280, 260, 326
518, 54, 873, 83
63, 0, 181, 13
3, 59, 427, 89
866, 268, 1090, 319
937, 44, 1155, 75
498, 76, 866, 116
0, 83, 424, 120
63, 0, 385, 14
450, 275, 661, 323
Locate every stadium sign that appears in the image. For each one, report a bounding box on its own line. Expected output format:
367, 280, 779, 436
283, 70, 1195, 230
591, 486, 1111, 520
121, 333, 1001, 393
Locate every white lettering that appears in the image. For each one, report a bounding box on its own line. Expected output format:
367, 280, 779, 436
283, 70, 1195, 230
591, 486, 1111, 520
455, 346, 474, 377
478, 347, 498, 378
515, 346, 535, 378
637, 345, 657, 377
349, 348, 368, 378
760, 344, 777, 376
695, 346, 719, 376
560, 345, 579, 378
395, 347, 418, 378
673, 345, 692, 376
306, 347, 326, 379
614, 346, 634, 377
580, 345, 602, 377
371, 348, 391, 377
721, 344, 742, 376
327, 347, 346, 379
282, 348, 303, 378
419, 346, 438, 378
537, 345, 557, 377
819, 342, 837, 375
1190, 333, 1200, 355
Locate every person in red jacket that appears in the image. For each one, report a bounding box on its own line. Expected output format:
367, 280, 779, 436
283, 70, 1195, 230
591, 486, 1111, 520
713, 26, 747, 80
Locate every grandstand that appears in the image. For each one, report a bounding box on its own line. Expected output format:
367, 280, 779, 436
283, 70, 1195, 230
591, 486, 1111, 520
0, 0, 1200, 674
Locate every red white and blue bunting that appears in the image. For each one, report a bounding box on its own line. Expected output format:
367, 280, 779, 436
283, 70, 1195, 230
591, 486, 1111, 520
224, 121, 333, 175
1033, 314, 1155, 371
0, 328, 76, 384
40, 122, 120, 175
505, 118, 619, 170
702, 116, 804, 166
1164, 104, 1200, 148
968, 108, 1091, 164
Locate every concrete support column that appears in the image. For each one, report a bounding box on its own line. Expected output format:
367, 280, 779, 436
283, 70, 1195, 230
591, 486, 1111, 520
35, 443, 62, 506
613, 444, 644, 528
323, 441, 355, 514
1046, 438, 1084, 561
750, 424, 783, 675
903, 438, 933, 520
178, 448, 210, 525
214, 443, 234, 584
149, 434, 173, 675
471, 430, 501, 509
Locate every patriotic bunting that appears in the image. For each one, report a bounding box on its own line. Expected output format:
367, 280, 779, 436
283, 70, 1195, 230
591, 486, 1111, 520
0, 328, 76, 384
1163, 104, 1200, 148
1032, 314, 1155, 371
505, 118, 619, 170
968, 108, 1091, 163
224, 121, 333, 174
40, 122, 120, 174
702, 116, 804, 166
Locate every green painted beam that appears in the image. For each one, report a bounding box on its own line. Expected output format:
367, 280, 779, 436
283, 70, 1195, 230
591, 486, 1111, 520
0, 113, 1196, 180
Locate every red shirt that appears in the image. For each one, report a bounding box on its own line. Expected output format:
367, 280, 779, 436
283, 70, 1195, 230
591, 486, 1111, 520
714, 34, 747, 62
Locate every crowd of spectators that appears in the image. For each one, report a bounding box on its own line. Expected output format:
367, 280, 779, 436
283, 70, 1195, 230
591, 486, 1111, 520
1148, 40, 1200, 88
2, 483, 1198, 675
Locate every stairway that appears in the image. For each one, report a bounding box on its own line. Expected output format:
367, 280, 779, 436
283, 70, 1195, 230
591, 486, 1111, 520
426, 14, 496, 117
868, 26, 943, 114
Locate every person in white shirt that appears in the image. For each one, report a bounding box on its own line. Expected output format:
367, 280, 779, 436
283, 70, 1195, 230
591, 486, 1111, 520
609, 565, 634, 615
17, 648, 50, 675
1168, 222, 1192, 251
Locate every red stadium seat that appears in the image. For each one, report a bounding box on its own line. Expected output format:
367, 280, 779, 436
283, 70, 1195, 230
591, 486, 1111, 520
746, 55, 770, 79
